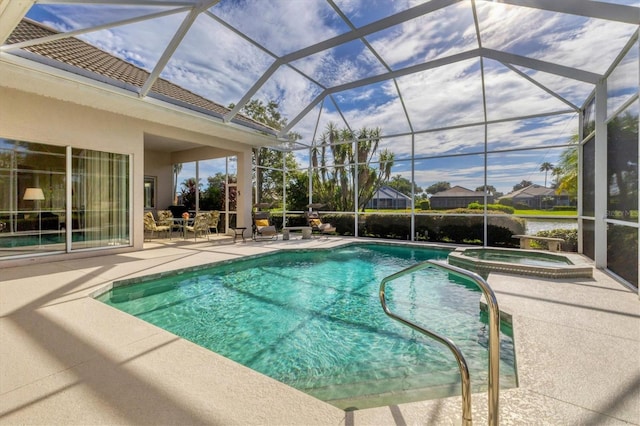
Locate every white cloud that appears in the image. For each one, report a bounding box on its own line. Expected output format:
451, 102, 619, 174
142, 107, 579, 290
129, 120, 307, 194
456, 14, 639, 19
159, 15, 276, 107
40, 5, 185, 72
369, 2, 477, 68
213, 0, 347, 56
396, 58, 486, 130
332, 0, 413, 27
476, 2, 637, 75
414, 125, 486, 157
30, 0, 633, 162
483, 61, 574, 120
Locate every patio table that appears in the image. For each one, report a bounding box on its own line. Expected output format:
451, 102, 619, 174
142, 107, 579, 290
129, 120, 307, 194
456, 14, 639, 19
232, 227, 247, 243
172, 217, 193, 239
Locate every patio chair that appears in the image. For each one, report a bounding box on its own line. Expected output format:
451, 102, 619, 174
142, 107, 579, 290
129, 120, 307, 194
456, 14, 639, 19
185, 212, 209, 240
144, 211, 171, 240
157, 210, 174, 239
305, 211, 336, 236
252, 211, 278, 240
207, 210, 220, 235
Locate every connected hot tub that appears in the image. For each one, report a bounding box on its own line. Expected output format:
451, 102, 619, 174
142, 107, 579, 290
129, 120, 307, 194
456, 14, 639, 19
448, 247, 593, 279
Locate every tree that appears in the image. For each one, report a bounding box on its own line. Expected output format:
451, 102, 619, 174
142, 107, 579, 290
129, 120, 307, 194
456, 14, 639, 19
539, 162, 554, 187
200, 173, 226, 210
426, 181, 451, 195
475, 185, 497, 195
230, 99, 303, 209
172, 163, 182, 204
388, 175, 422, 197
311, 123, 395, 211
553, 149, 577, 198
552, 133, 580, 202
606, 111, 638, 214
230, 99, 284, 130
253, 147, 299, 207
285, 169, 309, 211
512, 180, 533, 192
180, 177, 202, 210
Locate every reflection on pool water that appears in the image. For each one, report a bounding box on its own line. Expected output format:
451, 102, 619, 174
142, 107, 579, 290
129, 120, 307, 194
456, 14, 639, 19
96, 243, 517, 410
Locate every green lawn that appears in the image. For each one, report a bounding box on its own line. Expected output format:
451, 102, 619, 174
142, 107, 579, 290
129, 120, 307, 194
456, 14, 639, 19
514, 209, 577, 216
360, 208, 578, 216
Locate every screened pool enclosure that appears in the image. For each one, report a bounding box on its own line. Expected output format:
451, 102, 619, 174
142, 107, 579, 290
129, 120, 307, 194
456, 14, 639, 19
0, 1, 638, 288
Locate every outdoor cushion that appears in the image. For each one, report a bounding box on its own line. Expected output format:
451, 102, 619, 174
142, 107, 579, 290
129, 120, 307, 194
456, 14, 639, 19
255, 219, 269, 227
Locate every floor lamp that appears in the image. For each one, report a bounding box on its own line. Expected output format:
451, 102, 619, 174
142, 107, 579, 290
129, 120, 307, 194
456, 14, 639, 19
23, 187, 45, 247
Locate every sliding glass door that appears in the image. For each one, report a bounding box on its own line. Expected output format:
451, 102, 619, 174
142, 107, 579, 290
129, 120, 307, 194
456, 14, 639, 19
71, 148, 130, 250
0, 139, 130, 258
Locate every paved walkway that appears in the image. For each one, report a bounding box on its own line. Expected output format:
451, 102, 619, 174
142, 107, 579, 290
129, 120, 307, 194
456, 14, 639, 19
1, 238, 638, 425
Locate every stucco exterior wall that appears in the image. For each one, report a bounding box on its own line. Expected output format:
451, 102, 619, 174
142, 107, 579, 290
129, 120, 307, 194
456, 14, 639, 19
144, 150, 173, 212
0, 86, 146, 251
0, 85, 257, 260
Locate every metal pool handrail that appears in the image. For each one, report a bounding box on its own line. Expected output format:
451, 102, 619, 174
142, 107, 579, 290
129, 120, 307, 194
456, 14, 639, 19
379, 259, 500, 426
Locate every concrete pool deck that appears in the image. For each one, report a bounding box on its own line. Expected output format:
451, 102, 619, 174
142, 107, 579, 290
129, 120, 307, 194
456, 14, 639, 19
1, 237, 639, 425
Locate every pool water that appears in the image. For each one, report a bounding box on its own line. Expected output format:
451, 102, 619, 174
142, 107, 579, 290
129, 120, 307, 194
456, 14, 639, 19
97, 243, 517, 409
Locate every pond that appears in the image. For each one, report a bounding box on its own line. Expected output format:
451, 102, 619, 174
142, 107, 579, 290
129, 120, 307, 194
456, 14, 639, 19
524, 218, 577, 234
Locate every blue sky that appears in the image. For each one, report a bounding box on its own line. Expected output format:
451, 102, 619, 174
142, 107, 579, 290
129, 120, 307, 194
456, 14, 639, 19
22, 0, 639, 194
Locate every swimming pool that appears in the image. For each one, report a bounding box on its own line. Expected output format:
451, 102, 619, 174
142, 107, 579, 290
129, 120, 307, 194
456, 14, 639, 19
96, 243, 517, 410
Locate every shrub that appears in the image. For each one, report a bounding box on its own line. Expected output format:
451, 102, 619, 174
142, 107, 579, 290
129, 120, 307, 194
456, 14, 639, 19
282, 214, 305, 227
467, 202, 515, 214
364, 214, 411, 239
468, 202, 483, 210
322, 213, 356, 236
488, 215, 526, 235
289, 211, 525, 247
415, 212, 523, 247
534, 228, 578, 252
280, 213, 353, 234
491, 204, 515, 214
419, 200, 431, 210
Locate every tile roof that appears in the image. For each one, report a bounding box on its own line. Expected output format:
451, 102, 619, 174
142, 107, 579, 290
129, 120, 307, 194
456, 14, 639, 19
372, 185, 412, 200
430, 185, 482, 197
6, 19, 276, 135
500, 184, 556, 199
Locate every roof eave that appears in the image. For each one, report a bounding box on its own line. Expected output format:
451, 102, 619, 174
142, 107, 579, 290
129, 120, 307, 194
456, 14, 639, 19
0, 52, 279, 147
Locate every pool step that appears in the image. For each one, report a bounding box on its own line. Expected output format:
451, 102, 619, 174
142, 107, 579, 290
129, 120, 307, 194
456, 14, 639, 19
296, 364, 518, 410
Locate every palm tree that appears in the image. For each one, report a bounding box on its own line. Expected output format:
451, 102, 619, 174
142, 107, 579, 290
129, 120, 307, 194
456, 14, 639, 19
311, 123, 394, 211
180, 177, 201, 209
475, 185, 497, 195
172, 163, 183, 204
555, 149, 577, 197
539, 162, 554, 187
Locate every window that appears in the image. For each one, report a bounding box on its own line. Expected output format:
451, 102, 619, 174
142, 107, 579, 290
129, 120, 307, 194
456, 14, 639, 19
144, 176, 156, 209
0, 140, 66, 256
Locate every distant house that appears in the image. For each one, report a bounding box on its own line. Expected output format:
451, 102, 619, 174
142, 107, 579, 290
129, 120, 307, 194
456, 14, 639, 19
498, 184, 570, 209
367, 186, 412, 209
430, 186, 493, 209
